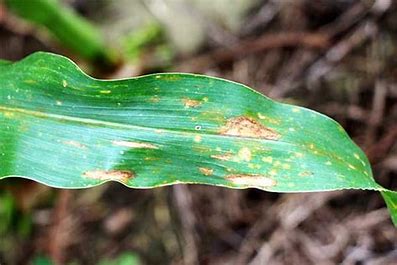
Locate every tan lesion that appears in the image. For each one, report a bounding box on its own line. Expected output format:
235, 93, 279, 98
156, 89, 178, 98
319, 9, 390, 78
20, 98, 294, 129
211, 152, 233, 161
182, 98, 202, 108
63, 140, 86, 149
83, 170, 134, 183
199, 167, 214, 176
226, 174, 276, 188
112, 140, 158, 149
219, 116, 280, 140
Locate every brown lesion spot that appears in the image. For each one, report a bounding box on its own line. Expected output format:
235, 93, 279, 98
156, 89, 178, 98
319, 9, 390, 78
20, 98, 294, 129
149, 96, 160, 103
298, 171, 313, 177
112, 140, 158, 149
227, 174, 276, 188
63, 140, 86, 149
182, 98, 201, 108
211, 153, 233, 161
199, 167, 214, 176
220, 116, 280, 140
83, 170, 134, 183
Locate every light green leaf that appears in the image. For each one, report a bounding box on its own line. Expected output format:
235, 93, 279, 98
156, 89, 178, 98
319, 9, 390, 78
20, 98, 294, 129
98, 252, 140, 265
1, 52, 396, 226
5, 0, 114, 65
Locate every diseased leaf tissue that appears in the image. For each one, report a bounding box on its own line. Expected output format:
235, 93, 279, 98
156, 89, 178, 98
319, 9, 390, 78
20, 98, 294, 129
0, 52, 396, 226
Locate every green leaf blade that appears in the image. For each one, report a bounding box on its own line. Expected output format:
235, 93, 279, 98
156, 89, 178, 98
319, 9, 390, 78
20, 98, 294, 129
1, 52, 395, 225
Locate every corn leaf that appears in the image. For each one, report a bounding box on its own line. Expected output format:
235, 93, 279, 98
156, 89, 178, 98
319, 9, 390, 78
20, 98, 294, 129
1, 52, 396, 226
5, 0, 114, 65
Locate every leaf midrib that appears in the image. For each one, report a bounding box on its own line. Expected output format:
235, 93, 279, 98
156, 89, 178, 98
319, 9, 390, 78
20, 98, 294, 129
0, 105, 292, 145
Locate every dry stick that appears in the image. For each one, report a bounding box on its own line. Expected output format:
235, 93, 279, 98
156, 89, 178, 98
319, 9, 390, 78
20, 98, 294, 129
240, 0, 282, 36
173, 185, 199, 265
319, 103, 369, 121
306, 20, 379, 85
48, 190, 73, 265
304, 0, 392, 83
383, 156, 397, 171
366, 124, 397, 164
247, 203, 391, 265
297, 225, 350, 263
341, 209, 392, 265
176, 32, 329, 72
271, 2, 369, 97
365, 80, 388, 147
272, 0, 392, 98
240, 2, 393, 264
234, 192, 343, 264
247, 229, 287, 265
178, 1, 378, 75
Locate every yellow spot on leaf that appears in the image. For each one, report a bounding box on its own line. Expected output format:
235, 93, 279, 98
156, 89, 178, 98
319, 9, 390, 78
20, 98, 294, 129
248, 163, 261, 169
150, 96, 160, 103
63, 140, 86, 149
262, 156, 273, 164
3, 111, 15, 118
194, 135, 202, 143
257, 113, 280, 125
274, 161, 281, 167
62, 80, 68, 87
348, 164, 356, 170
269, 169, 277, 176
282, 163, 291, 169
295, 152, 304, 158
145, 157, 158, 161
292, 107, 301, 113
112, 140, 158, 149
238, 147, 252, 162
100, 90, 112, 94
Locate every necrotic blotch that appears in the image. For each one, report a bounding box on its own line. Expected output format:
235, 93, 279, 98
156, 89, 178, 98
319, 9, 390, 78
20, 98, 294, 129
199, 167, 214, 176
182, 98, 201, 108
227, 174, 276, 188
112, 140, 158, 149
63, 140, 86, 149
83, 170, 134, 183
220, 116, 280, 140
211, 153, 233, 161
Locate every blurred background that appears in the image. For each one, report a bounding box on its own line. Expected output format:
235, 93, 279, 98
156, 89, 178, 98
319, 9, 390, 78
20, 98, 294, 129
0, 0, 397, 264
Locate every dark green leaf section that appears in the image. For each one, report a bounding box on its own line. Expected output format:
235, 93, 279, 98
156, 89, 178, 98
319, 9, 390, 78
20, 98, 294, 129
0, 52, 396, 226
5, 0, 114, 65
